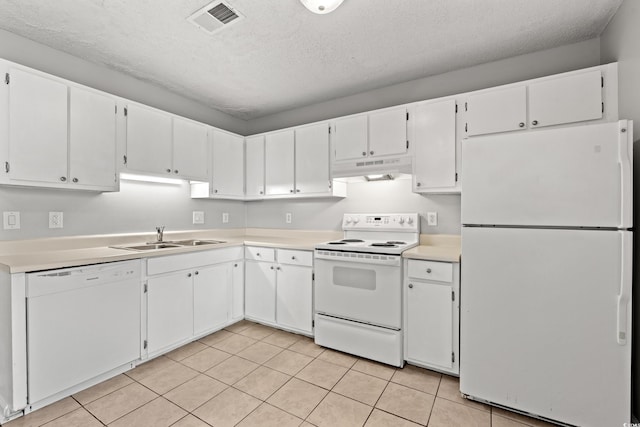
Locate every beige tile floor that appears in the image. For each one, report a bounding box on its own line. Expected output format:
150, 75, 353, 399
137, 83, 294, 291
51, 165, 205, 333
5, 321, 555, 427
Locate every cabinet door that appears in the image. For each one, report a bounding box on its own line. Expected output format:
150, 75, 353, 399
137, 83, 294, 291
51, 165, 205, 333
528, 70, 603, 129
265, 130, 294, 196
245, 135, 265, 197
368, 107, 408, 157
295, 123, 330, 194
231, 261, 244, 321
406, 280, 453, 369
211, 130, 244, 196
125, 104, 173, 175
147, 272, 193, 354
466, 86, 527, 136
413, 100, 456, 191
8, 67, 68, 183
276, 265, 313, 334
173, 117, 209, 181
245, 261, 276, 323
333, 115, 368, 161
69, 87, 117, 189
193, 264, 229, 335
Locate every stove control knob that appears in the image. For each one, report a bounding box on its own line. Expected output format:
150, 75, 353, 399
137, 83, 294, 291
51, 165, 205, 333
407, 217, 414, 224
353, 217, 359, 223
345, 216, 352, 224
398, 217, 405, 224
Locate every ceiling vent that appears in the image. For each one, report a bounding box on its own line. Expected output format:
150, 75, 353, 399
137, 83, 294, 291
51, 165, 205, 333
187, 1, 244, 34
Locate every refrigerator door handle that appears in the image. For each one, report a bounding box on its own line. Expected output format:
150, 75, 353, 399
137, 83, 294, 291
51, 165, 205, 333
618, 120, 633, 228
617, 231, 632, 345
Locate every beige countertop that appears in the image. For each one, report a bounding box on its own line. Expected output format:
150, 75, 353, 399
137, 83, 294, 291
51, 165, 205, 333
0, 229, 460, 273
402, 234, 461, 263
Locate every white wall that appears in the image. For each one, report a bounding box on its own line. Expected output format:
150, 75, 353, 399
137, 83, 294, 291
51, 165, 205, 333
246, 178, 461, 234
0, 181, 245, 240
0, 29, 247, 135
600, 0, 640, 418
247, 39, 601, 134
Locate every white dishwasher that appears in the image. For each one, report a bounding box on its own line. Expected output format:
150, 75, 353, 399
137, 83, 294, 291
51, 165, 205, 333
26, 260, 141, 404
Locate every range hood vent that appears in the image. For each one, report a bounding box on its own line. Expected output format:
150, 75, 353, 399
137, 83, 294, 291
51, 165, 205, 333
331, 155, 413, 179
187, 1, 244, 34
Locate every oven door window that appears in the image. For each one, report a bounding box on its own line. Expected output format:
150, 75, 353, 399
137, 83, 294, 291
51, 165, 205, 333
333, 266, 376, 290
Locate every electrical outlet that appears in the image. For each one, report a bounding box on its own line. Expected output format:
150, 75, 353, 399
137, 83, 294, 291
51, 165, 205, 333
426, 211, 438, 226
3, 211, 20, 230
49, 212, 63, 228
222, 212, 229, 223
193, 211, 205, 224
286, 212, 292, 224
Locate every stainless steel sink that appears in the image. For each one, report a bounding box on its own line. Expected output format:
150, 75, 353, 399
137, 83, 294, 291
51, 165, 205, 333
169, 239, 226, 246
119, 243, 182, 251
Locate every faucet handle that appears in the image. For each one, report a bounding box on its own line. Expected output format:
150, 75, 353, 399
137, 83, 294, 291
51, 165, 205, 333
156, 226, 165, 233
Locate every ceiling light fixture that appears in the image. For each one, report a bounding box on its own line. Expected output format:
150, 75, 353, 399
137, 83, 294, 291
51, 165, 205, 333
300, 0, 344, 14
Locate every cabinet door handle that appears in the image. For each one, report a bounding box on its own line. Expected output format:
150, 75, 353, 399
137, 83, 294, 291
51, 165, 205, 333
256, 252, 261, 257
518, 122, 525, 128
408, 283, 413, 289
290, 189, 294, 193
259, 191, 264, 194
60, 176, 67, 182
426, 268, 432, 273
369, 150, 374, 155
276, 266, 281, 270
532, 120, 539, 126
194, 271, 199, 275
234, 263, 238, 267
214, 189, 218, 193
416, 182, 422, 187
296, 189, 300, 193
291, 256, 296, 260
270, 266, 274, 270
72, 177, 78, 183
362, 151, 367, 156
187, 273, 192, 278
166, 168, 171, 173
174, 170, 179, 174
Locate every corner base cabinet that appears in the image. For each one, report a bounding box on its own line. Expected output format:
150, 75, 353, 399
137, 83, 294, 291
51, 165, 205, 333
404, 259, 460, 375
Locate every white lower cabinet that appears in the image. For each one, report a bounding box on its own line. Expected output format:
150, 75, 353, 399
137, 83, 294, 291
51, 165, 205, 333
244, 246, 313, 335
145, 247, 243, 357
404, 259, 460, 375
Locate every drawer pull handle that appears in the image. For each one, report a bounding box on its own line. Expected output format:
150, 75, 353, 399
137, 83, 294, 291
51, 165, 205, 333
426, 268, 432, 273
532, 120, 539, 126
291, 256, 296, 260
518, 122, 525, 128
187, 273, 192, 278
408, 283, 414, 289
270, 266, 274, 270
194, 271, 199, 275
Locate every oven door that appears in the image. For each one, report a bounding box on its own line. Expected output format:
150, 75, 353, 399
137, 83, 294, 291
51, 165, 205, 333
314, 250, 402, 329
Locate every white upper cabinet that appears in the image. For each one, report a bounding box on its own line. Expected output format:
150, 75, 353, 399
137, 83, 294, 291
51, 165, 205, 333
368, 107, 408, 157
125, 104, 173, 175
265, 130, 295, 196
69, 87, 117, 189
295, 123, 330, 195
465, 86, 527, 136
333, 115, 368, 161
172, 117, 209, 181
528, 70, 602, 129
245, 135, 265, 198
7, 67, 68, 184
211, 130, 244, 197
413, 99, 457, 192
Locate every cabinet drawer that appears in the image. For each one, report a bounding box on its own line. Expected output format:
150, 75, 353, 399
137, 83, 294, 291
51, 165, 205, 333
277, 249, 313, 267
245, 246, 276, 262
407, 260, 453, 283
147, 246, 243, 276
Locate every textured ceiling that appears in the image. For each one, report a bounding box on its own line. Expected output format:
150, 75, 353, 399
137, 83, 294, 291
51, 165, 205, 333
0, 0, 623, 120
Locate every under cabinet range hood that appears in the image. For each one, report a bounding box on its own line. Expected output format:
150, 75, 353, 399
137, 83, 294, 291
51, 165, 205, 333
331, 155, 413, 178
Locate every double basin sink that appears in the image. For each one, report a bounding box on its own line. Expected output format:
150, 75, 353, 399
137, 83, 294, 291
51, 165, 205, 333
115, 239, 226, 252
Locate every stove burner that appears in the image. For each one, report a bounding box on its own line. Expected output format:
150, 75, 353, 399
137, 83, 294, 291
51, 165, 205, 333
386, 241, 406, 245
370, 243, 397, 247
341, 239, 364, 243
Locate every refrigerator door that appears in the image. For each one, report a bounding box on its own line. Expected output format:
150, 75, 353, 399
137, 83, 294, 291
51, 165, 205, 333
460, 227, 632, 427
461, 120, 633, 228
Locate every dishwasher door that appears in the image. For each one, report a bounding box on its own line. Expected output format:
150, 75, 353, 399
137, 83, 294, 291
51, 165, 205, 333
26, 260, 141, 404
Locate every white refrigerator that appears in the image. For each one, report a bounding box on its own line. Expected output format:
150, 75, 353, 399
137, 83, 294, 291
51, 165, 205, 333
460, 120, 633, 427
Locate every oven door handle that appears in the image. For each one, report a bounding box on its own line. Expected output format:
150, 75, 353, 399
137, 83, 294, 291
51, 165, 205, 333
314, 250, 401, 267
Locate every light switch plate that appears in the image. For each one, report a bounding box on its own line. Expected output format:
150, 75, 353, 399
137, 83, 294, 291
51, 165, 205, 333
193, 211, 205, 224
3, 211, 20, 230
222, 212, 229, 224
426, 211, 438, 226
49, 212, 63, 228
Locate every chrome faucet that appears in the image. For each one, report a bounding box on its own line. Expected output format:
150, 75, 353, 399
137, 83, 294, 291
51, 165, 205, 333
156, 226, 165, 242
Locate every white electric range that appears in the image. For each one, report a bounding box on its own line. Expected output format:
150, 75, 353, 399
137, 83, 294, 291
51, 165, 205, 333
314, 213, 419, 367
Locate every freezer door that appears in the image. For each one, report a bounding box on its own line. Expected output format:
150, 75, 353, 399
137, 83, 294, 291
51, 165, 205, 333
460, 227, 631, 427
461, 120, 633, 228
